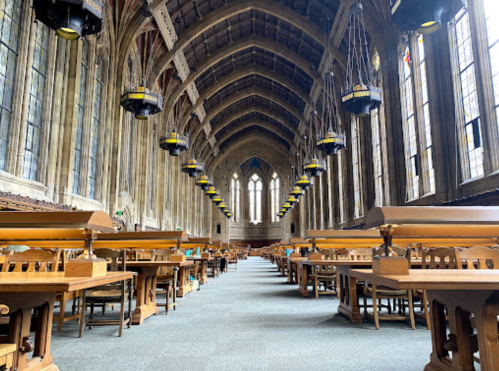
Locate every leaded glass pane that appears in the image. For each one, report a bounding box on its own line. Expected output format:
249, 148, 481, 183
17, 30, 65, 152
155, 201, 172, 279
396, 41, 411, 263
24, 22, 48, 181
0, 0, 22, 170
454, 9, 484, 179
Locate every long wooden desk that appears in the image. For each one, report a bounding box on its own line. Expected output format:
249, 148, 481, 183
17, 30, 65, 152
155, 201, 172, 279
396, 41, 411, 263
288, 257, 307, 284
350, 269, 499, 371
0, 272, 134, 371
186, 256, 214, 284
298, 260, 423, 324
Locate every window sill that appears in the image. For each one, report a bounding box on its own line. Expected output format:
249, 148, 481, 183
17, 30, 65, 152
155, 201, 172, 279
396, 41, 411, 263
459, 175, 485, 187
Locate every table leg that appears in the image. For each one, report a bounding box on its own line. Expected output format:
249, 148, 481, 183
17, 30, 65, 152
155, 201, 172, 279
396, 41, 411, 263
424, 290, 499, 371
132, 266, 159, 325
298, 264, 310, 297
281, 259, 286, 276
287, 260, 293, 283
200, 261, 208, 284
177, 266, 192, 297
337, 265, 363, 324
2, 292, 59, 371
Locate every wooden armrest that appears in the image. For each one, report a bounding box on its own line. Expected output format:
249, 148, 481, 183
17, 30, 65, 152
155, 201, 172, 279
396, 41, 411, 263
0, 305, 9, 315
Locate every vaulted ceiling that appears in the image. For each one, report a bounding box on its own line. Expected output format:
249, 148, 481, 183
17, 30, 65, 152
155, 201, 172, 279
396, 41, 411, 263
112, 0, 390, 171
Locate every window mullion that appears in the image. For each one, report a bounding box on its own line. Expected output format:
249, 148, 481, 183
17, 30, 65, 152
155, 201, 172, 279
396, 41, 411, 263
410, 33, 428, 197
470, 0, 499, 172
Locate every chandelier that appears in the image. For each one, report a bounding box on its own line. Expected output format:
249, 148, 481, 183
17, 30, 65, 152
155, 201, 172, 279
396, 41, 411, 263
34, 0, 103, 40
212, 195, 223, 205
295, 174, 312, 191
290, 186, 305, 200
181, 157, 205, 178
196, 175, 213, 191
342, 0, 382, 117
121, 7, 163, 120
159, 130, 189, 156
391, 0, 465, 35
317, 71, 346, 155
205, 186, 218, 199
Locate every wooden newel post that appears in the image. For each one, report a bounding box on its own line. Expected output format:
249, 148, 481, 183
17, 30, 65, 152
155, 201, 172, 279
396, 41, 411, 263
79, 231, 97, 259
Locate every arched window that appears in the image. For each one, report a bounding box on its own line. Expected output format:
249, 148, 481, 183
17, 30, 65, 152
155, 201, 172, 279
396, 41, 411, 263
452, 4, 484, 180
23, 22, 50, 180
73, 40, 89, 194
249, 173, 262, 225
89, 61, 103, 200
484, 0, 499, 132
0, 0, 23, 170
270, 172, 280, 222
231, 173, 240, 222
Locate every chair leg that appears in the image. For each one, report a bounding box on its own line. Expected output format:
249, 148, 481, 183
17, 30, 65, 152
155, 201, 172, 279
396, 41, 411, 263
408, 290, 416, 330
314, 269, 319, 300
57, 295, 66, 332
78, 290, 87, 338
118, 281, 125, 337
372, 284, 380, 330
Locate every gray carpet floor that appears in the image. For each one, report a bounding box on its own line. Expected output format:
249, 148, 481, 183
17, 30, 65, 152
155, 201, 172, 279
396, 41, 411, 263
51, 257, 433, 371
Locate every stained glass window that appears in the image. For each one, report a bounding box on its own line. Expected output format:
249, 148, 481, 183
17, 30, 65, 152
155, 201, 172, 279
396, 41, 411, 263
337, 150, 345, 224
371, 109, 383, 207
454, 6, 484, 179
73, 41, 88, 194
351, 117, 362, 219
401, 45, 419, 200
270, 172, 279, 222
418, 35, 435, 194
0, 0, 22, 170
231, 173, 241, 223
483, 0, 499, 134
249, 174, 262, 224
89, 62, 103, 199
24, 22, 49, 181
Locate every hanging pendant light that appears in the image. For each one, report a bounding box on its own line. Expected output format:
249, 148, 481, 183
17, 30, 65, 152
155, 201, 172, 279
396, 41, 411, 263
342, 0, 382, 117
295, 174, 312, 191
286, 196, 298, 207
212, 195, 223, 205
121, 79, 164, 120
159, 130, 189, 156
391, 0, 465, 35
182, 157, 205, 178
121, 7, 163, 120
303, 157, 327, 178
196, 175, 213, 191
318, 71, 346, 156
226, 212, 233, 219
290, 186, 305, 199
218, 202, 227, 210
33, 0, 103, 40
205, 186, 218, 198
282, 202, 292, 210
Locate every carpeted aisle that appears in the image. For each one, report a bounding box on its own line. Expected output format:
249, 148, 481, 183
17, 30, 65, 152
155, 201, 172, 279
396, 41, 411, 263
51, 257, 432, 371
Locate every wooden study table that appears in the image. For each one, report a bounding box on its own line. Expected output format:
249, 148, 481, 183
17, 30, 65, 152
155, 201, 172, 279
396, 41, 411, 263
0, 271, 134, 371
350, 269, 499, 371
186, 256, 214, 284
298, 259, 423, 324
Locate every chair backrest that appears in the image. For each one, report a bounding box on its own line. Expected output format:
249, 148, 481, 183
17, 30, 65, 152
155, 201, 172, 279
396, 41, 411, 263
2, 249, 60, 272
456, 245, 499, 269
321, 249, 336, 260
335, 248, 349, 260
136, 249, 153, 260
154, 249, 174, 275
421, 247, 458, 269
348, 248, 372, 261
94, 248, 126, 272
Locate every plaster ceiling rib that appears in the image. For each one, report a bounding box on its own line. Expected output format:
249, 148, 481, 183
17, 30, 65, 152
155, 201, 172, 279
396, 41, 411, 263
154, 5, 207, 122
187, 66, 310, 145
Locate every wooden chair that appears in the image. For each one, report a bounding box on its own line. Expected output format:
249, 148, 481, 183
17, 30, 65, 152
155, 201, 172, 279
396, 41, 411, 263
348, 248, 372, 261
53, 250, 82, 331
0, 305, 16, 371
79, 249, 133, 337
456, 245, 499, 269
1, 249, 60, 272
363, 246, 415, 330
416, 247, 459, 329
312, 249, 337, 299
153, 249, 177, 314
227, 253, 238, 272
